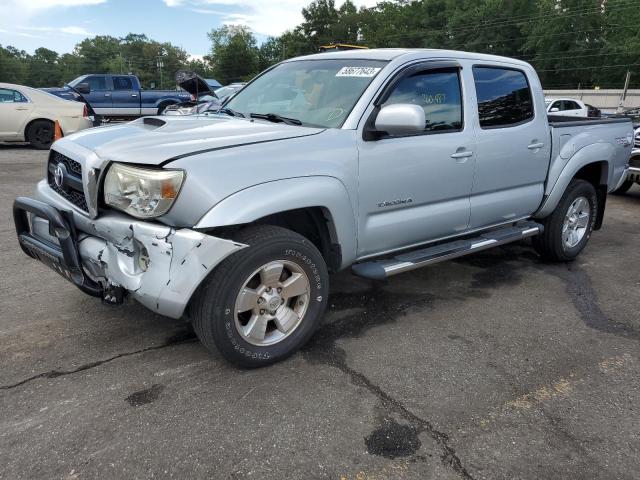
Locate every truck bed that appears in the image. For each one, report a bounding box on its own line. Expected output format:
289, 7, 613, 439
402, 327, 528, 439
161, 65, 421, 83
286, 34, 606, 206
547, 115, 631, 127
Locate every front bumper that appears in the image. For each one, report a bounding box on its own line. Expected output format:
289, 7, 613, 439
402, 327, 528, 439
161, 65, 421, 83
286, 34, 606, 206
13, 181, 247, 319
625, 166, 640, 183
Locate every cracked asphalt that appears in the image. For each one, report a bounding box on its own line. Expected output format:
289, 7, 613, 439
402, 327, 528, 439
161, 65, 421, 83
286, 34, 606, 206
1, 144, 640, 480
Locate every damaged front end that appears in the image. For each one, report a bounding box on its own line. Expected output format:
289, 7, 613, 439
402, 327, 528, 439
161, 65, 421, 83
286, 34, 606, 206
14, 181, 246, 319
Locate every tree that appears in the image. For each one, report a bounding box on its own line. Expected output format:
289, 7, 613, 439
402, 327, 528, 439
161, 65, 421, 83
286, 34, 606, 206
207, 25, 259, 83
27, 48, 61, 87
0, 45, 29, 84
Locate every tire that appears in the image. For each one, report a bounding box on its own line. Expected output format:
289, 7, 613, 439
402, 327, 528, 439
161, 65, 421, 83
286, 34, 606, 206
612, 180, 633, 195
533, 179, 597, 262
191, 225, 329, 368
26, 120, 54, 150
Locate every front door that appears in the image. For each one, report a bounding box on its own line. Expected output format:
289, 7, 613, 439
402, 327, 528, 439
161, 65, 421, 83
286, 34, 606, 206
469, 66, 551, 229
83, 75, 112, 115
356, 65, 476, 257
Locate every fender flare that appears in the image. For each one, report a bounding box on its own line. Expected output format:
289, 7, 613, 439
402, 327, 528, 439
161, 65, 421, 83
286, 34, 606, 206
534, 142, 614, 219
195, 176, 358, 268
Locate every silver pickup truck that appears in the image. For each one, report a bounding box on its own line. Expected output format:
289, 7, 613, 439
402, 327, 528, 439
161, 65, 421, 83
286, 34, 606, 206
13, 49, 634, 367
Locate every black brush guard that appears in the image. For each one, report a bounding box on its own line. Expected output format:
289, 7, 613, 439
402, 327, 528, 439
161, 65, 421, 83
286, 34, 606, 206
13, 197, 102, 297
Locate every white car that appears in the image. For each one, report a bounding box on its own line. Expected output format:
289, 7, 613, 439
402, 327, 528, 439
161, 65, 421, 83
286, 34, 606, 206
545, 98, 589, 117
0, 82, 94, 149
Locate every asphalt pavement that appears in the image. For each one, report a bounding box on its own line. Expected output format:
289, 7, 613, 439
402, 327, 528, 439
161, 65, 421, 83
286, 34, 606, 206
1, 144, 639, 480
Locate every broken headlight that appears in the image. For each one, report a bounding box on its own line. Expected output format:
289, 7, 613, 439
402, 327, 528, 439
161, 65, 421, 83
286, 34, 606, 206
104, 163, 184, 218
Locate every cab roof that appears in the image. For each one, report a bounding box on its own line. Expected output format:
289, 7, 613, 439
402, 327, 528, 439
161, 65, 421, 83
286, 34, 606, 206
289, 48, 532, 68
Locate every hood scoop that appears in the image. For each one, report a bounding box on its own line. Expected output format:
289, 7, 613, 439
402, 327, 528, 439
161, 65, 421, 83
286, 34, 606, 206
141, 117, 166, 129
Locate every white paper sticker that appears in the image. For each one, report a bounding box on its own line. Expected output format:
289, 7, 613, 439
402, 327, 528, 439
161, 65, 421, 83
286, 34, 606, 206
335, 66, 381, 77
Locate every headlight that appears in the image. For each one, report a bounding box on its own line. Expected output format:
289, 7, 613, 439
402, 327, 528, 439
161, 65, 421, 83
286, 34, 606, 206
104, 163, 184, 218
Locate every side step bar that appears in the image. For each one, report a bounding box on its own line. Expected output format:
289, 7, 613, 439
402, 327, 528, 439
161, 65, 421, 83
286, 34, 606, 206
352, 221, 543, 280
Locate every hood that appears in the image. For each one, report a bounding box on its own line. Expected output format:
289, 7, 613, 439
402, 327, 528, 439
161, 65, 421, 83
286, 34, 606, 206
175, 70, 214, 98
57, 115, 324, 165
41, 86, 80, 101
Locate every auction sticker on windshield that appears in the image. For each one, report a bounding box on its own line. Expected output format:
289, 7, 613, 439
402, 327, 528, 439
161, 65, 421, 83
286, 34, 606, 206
335, 66, 382, 77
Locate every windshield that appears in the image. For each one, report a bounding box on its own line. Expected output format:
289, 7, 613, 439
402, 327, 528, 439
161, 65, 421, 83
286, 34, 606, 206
545, 99, 552, 106
224, 59, 387, 128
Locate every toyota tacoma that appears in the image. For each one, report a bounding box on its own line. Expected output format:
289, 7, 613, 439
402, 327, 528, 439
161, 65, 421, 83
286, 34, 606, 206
14, 49, 634, 367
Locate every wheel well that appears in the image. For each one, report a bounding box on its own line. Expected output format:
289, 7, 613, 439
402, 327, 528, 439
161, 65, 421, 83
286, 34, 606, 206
204, 207, 342, 272
24, 118, 55, 140
157, 100, 176, 112
250, 207, 341, 272
573, 161, 608, 230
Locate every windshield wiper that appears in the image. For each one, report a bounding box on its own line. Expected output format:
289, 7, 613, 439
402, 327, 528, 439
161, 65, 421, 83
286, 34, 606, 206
249, 112, 302, 126
217, 107, 245, 118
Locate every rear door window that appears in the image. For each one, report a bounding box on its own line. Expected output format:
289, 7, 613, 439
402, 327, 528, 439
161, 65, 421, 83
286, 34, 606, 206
563, 100, 580, 111
113, 76, 134, 91
472, 67, 533, 128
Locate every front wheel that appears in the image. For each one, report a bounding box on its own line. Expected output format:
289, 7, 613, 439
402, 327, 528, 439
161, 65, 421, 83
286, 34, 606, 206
533, 179, 597, 262
191, 225, 329, 368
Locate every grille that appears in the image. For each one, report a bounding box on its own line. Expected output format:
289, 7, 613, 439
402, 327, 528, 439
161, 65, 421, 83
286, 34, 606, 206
634, 133, 640, 149
48, 151, 88, 212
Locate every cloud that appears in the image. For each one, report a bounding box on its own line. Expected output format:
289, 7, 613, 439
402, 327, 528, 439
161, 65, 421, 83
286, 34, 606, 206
164, 0, 378, 37
16, 25, 95, 36
21, 0, 106, 9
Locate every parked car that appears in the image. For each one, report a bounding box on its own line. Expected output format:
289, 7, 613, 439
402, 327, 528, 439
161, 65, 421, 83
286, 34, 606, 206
14, 49, 633, 367
214, 82, 246, 99
163, 72, 245, 116
613, 125, 640, 194
206, 78, 222, 90
585, 103, 601, 118
0, 82, 93, 149
545, 97, 589, 117
42, 74, 191, 119
163, 70, 221, 116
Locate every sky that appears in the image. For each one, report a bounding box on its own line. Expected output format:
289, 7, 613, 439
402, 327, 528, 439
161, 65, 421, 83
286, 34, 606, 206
0, 0, 378, 59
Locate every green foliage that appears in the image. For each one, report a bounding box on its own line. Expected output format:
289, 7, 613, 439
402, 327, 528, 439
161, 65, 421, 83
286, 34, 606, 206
0, 0, 638, 90
208, 25, 258, 83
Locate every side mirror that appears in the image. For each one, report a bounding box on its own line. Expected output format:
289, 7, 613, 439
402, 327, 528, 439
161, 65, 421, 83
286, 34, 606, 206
549, 107, 559, 113
75, 82, 91, 95
374, 104, 425, 136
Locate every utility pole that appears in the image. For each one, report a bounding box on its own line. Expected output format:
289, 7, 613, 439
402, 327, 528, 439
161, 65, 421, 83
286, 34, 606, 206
618, 70, 631, 113
157, 56, 164, 90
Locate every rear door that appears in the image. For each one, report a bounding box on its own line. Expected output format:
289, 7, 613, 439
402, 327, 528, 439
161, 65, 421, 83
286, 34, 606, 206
111, 76, 140, 115
83, 75, 112, 115
356, 62, 477, 257
561, 100, 585, 117
469, 66, 551, 229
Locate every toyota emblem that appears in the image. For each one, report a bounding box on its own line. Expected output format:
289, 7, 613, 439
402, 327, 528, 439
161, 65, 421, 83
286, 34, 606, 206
54, 164, 64, 188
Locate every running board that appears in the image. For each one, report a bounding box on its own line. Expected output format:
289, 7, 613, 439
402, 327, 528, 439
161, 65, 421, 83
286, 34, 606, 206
352, 221, 543, 280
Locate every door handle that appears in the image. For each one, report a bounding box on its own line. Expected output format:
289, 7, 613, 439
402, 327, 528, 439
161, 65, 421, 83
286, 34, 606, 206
528, 142, 544, 150
104, 93, 111, 97
131, 94, 138, 97
450, 150, 473, 159
15, 107, 29, 111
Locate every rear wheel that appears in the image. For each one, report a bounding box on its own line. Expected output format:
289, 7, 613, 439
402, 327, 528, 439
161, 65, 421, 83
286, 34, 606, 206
26, 120, 54, 150
533, 179, 597, 262
191, 225, 329, 368
612, 180, 633, 195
